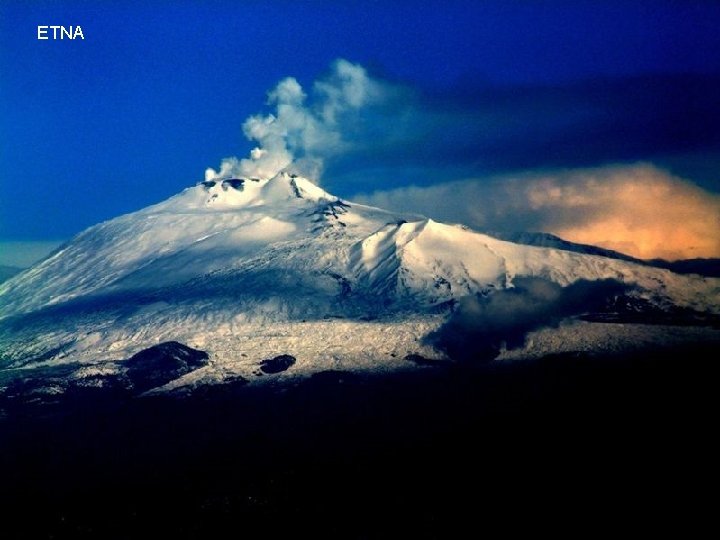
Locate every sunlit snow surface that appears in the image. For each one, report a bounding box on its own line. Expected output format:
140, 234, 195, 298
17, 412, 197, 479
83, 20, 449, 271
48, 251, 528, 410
1, 173, 719, 392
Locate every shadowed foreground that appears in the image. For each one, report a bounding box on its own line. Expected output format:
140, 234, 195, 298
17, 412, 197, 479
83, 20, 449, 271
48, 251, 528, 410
1, 344, 717, 538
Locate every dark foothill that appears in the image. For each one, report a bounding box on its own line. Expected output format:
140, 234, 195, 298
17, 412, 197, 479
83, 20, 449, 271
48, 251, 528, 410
259, 354, 296, 374
125, 341, 209, 392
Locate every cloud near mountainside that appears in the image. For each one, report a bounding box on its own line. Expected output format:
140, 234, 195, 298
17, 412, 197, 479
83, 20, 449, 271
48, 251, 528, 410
355, 164, 720, 261
204, 59, 720, 261
429, 277, 630, 362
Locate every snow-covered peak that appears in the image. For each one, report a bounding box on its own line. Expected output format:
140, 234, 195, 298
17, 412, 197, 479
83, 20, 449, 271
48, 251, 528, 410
1, 171, 719, 376
151, 172, 336, 213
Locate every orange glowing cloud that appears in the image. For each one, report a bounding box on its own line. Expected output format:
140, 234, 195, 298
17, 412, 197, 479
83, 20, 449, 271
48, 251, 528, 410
356, 164, 720, 261
522, 165, 720, 260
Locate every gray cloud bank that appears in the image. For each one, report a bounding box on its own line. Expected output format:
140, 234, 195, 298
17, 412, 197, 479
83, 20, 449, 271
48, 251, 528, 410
429, 278, 631, 362
211, 62, 720, 191
321, 71, 720, 194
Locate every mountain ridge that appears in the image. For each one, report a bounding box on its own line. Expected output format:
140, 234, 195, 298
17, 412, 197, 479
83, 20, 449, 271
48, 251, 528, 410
494, 231, 720, 277
1, 172, 719, 391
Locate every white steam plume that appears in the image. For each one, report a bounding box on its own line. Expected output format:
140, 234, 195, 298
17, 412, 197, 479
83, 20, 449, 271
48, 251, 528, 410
206, 59, 382, 182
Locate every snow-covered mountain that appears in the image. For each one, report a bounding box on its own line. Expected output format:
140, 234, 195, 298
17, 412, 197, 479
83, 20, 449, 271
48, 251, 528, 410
491, 231, 720, 277
1, 173, 719, 393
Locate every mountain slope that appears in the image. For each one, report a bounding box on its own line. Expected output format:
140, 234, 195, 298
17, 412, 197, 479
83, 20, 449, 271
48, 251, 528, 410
494, 231, 720, 277
1, 173, 718, 387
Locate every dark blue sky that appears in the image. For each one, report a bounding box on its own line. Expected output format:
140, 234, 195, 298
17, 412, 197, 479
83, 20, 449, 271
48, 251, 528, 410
2, 1, 720, 240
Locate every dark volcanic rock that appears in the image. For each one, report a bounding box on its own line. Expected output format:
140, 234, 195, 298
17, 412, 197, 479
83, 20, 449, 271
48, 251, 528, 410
125, 341, 209, 392
221, 178, 245, 191
259, 355, 296, 374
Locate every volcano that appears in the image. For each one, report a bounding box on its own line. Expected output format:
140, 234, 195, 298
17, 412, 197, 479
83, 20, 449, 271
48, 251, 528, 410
1, 172, 718, 394
2, 172, 719, 538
